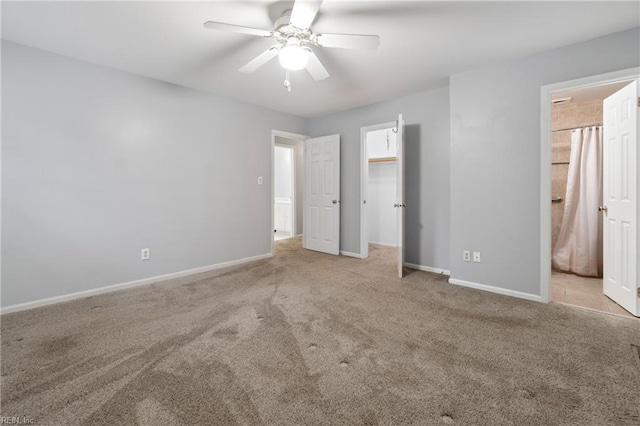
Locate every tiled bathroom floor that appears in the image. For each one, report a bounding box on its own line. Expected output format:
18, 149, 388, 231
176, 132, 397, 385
551, 270, 635, 318
274, 231, 292, 241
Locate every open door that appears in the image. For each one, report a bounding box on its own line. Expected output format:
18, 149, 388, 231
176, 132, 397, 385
395, 114, 405, 278
304, 134, 340, 255
602, 80, 639, 316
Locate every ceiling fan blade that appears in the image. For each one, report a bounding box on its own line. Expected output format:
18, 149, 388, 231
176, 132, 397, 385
203, 21, 272, 38
290, 0, 323, 30
239, 46, 281, 73
305, 50, 329, 81
316, 33, 380, 50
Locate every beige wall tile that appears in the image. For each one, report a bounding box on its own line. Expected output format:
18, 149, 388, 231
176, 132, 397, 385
594, 100, 603, 120
551, 163, 569, 250
551, 105, 561, 129
556, 105, 577, 129
551, 164, 569, 188
551, 98, 604, 131
556, 138, 571, 163
574, 100, 595, 126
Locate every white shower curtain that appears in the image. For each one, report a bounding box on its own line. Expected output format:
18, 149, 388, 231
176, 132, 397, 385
552, 126, 603, 277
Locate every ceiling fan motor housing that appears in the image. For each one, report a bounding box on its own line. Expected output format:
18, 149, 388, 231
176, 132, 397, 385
273, 9, 314, 46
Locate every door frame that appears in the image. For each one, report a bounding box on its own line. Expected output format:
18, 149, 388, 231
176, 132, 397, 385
271, 130, 309, 255
360, 121, 397, 259
539, 67, 640, 303
274, 143, 296, 240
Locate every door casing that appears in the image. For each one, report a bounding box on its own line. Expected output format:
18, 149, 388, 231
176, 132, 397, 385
271, 130, 309, 255
539, 67, 640, 304
360, 121, 397, 259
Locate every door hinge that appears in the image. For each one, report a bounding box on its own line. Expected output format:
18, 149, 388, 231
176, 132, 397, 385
637, 288, 640, 298
637, 97, 640, 108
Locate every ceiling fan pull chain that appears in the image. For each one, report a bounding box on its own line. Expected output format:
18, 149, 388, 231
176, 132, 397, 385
284, 69, 292, 92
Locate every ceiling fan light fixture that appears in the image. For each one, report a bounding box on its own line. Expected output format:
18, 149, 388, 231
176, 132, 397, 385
278, 40, 310, 71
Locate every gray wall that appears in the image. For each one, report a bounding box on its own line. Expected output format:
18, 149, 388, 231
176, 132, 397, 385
309, 86, 451, 271
1, 41, 308, 307
274, 136, 304, 235
449, 27, 640, 296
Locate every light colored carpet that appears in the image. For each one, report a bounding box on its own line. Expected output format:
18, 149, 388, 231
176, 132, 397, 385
1, 237, 639, 425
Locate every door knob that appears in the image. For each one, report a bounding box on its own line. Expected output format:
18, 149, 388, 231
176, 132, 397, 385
598, 205, 608, 213
394, 203, 399, 208
332, 200, 338, 204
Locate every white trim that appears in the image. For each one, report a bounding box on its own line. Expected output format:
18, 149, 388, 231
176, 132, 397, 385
360, 121, 396, 259
404, 262, 450, 276
340, 250, 365, 259
539, 67, 640, 304
449, 278, 542, 303
271, 130, 309, 255
0, 253, 273, 315
370, 241, 396, 248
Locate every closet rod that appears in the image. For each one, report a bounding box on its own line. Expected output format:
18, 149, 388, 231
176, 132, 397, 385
551, 123, 602, 132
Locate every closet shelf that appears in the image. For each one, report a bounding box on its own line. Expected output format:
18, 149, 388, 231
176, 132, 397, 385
369, 157, 397, 163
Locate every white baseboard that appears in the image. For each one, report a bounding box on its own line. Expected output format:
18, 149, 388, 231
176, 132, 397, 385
340, 250, 365, 259
0, 253, 273, 315
404, 262, 450, 276
448, 278, 542, 303
369, 242, 396, 248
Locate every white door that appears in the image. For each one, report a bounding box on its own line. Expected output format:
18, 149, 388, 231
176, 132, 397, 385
395, 114, 405, 278
304, 134, 340, 255
603, 80, 639, 316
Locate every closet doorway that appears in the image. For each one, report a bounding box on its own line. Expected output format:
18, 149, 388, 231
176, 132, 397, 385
360, 122, 399, 261
542, 69, 639, 318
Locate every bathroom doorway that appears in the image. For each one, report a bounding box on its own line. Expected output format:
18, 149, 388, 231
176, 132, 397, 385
274, 144, 295, 241
542, 69, 639, 318
271, 130, 307, 253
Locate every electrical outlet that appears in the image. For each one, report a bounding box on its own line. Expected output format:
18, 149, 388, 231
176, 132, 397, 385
463, 250, 471, 262
473, 251, 481, 263
141, 248, 150, 261
258, 177, 263, 185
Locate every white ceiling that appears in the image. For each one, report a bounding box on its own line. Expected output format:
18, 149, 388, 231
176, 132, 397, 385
2, 1, 639, 117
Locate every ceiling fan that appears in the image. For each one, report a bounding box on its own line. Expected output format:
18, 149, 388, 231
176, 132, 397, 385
203, 0, 380, 86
